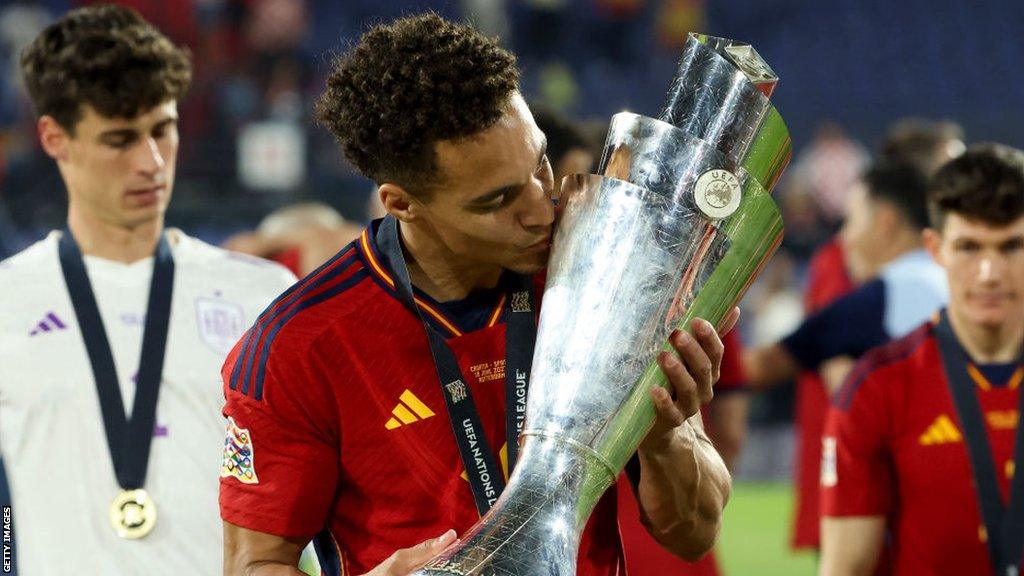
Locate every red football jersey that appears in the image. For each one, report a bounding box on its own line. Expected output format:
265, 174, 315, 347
792, 238, 854, 550
822, 322, 1022, 575
220, 222, 624, 575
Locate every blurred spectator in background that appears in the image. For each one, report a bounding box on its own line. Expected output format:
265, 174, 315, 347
880, 118, 966, 177
530, 103, 598, 195
780, 122, 869, 260
785, 232, 856, 553
0, 6, 294, 574
223, 201, 362, 277
0, 203, 15, 260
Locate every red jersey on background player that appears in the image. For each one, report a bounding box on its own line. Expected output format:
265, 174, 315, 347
220, 14, 736, 576
791, 120, 965, 551
791, 239, 854, 550
617, 330, 749, 576
820, 144, 1024, 576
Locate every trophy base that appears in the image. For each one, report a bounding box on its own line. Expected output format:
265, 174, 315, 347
413, 432, 616, 576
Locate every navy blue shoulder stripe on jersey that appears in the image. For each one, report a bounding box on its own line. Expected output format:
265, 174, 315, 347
230, 247, 359, 397
312, 529, 341, 576
229, 245, 357, 393
252, 268, 368, 400
231, 250, 358, 396
833, 323, 932, 411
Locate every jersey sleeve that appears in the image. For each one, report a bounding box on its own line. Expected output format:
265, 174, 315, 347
717, 330, 746, 394
219, 329, 340, 539
820, 362, 895, 518
781, 278, 888, 370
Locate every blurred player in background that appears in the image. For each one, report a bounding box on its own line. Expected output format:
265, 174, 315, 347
0, 6, 294, 574
821, 143, 1024, 575
529, 104, 598, 195
222, 201, 363, 277
745, 161, 947, 396
782, 119, 965, 553
746, 161, 949, 562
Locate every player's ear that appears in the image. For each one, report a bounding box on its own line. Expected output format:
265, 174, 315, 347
922, 227, 945, 267
380, 183, 422, 223
38, 115, 71, 162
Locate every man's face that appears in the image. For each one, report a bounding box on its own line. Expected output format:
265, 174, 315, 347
55, 101, 179, 229
839, 180, 885, 281
415, 94, 555, 275
927, 213, 1024, 330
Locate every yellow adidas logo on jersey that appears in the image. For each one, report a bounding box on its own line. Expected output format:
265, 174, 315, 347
919, 414, 963, 446
385, 390, 436, 430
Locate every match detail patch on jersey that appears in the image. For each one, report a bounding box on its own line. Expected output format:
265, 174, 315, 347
919, 414, 963, 446
821, 436, 837, 487
221, 417, 259, 484
385, 390, 436, 430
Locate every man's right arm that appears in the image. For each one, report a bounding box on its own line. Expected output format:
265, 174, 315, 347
819, 358, 895, 576
819, 517, 886, 576
223, 521, 458, 576
745, 279, 889, 388
224, 521, 307, 576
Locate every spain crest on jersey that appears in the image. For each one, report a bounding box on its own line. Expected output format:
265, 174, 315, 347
221, 417, 259, 484
196, 297, 245, 355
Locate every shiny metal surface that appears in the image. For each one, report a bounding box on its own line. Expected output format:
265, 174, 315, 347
413, 32, 787, 576
660, 34, 772, 164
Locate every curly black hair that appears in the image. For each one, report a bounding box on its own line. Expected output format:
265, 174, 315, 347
21, 5, 192, 133
315, 13, 520, 193
929, 143, 1024, 229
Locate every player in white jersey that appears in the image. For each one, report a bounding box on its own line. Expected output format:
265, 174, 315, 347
0, 6, 295, 574
0, 231, 294, 574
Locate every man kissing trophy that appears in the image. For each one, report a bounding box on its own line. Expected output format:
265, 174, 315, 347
415, 33, 791, 576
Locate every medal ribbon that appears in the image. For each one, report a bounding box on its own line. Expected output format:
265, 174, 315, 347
934, 310, 1024, 576
377, 216, 536, 515
58, 229, 175, 492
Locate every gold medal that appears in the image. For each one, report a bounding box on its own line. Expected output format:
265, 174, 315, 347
109, 489, 157, 539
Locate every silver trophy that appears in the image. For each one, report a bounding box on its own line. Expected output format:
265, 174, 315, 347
414, 34, 789, 576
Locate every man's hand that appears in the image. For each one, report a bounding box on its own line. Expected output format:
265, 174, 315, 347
360, 530, 458, 576
642, 307, 740, 452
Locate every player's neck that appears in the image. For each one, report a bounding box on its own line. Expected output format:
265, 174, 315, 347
67, 207, 165, 264
948, 306, 1024, 364
877, 229, 922, 271
399, 221, 502, 303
